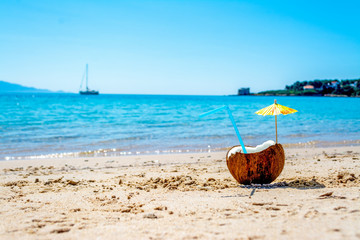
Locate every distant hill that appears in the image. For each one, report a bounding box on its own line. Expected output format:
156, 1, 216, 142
0, 80, 52, 93
257, 78, 360, 97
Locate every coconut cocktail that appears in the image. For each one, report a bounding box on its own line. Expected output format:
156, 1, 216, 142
200, 102, 296, 185
226, 141, 285, 184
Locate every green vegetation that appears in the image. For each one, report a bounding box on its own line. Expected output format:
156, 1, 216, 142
258, 79, 360, 97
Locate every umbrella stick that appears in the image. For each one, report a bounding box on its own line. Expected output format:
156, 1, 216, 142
275, 115, 278, 144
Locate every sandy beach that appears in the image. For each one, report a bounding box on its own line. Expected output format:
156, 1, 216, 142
1, 145, 360, 240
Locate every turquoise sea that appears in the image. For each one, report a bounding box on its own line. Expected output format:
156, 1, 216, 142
1, 93, 359, 160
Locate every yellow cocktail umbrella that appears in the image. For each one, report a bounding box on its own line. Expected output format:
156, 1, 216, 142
255, 100, 298, 143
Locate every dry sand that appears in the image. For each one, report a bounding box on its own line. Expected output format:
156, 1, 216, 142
0, 145, 360, 239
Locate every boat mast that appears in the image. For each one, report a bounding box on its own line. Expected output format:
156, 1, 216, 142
86, 64, 89, 90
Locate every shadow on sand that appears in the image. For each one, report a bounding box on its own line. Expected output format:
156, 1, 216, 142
239, 179, 326, 190
221, 179, 326, 198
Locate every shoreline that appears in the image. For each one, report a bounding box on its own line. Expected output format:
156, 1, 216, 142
1, 144, 359, 170
1, 144, 359, 239
3, 139, 360, 162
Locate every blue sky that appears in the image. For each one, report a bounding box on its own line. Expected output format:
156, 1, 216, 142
1, 0, 359, 94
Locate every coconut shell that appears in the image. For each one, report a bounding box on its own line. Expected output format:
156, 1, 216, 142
226, 144, 285, 185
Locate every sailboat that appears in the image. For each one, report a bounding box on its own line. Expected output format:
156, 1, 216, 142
79, 64, 99, 95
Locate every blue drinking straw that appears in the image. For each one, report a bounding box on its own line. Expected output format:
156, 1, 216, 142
199, 105, 247, 154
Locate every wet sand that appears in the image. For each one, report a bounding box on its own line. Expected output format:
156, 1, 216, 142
1, 145, 360, 239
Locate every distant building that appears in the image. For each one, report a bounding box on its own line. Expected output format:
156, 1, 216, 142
331, 81, 339, 87
326, 81, 340, 89
303, 85, 314, 90
350, 81, 359, 88
238, 88, 250, 95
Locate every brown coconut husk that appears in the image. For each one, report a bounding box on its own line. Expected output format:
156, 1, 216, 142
226, 143, 285, 185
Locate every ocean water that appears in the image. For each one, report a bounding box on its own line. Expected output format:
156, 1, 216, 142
1, 93, 359, 160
